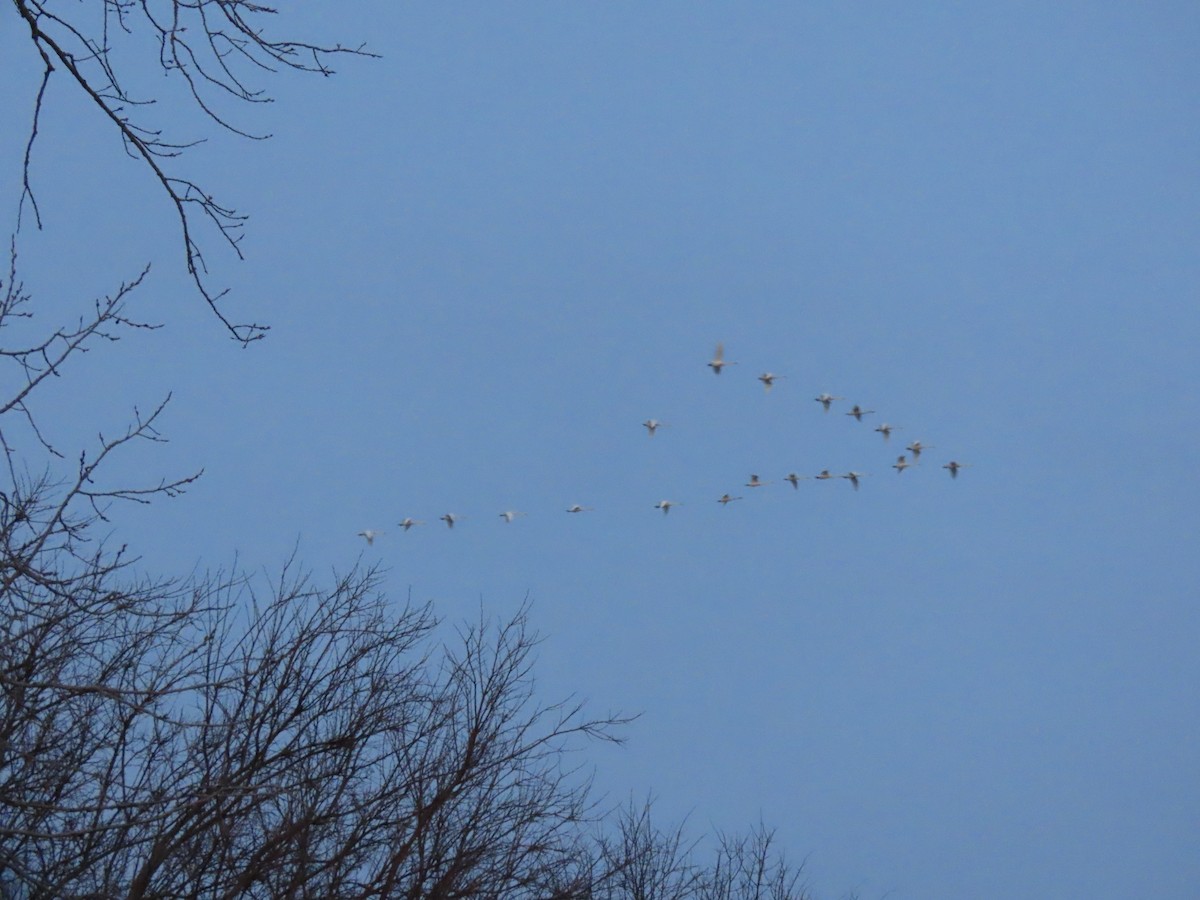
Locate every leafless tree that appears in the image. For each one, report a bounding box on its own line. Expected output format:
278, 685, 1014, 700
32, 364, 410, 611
699, 823, 809, 900
575, 801, 811, 900
2, 550, 633, 899
8, 0, 374, 343
592, 799, 703, 900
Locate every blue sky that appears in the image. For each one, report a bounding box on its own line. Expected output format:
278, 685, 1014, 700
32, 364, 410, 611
2, 3, 1198, 897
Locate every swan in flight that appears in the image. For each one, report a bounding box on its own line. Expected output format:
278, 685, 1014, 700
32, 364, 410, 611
846, 405, 875, 421
707, 342, 737, 375
814, 393, 842, 412
814, 469, 835, 480
943, 461, 969, 479
757, 372, 784, 392
784, 472, 806, 490
841, 471, 866, 491
642, 419, 664, 436
717, 493, 743, 505
906, 440, 934, 460
397, 518, 424, 531
357, 530, 381, 545
874, 423, 898, 441
440, 513, 461, 529
654, 500, 680, 515
566, 504, 593, 513
745, 474, 769, 488
892, 455, 912, 474
498, 510, 526, 523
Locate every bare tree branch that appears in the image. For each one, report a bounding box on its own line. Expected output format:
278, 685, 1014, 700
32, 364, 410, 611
9, 0, 377, 343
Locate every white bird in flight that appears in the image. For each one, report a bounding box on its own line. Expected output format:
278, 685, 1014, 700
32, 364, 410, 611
814, 469, 836, 480
498, 510, 526, 523
943, 461, 969, 479
397, 518, 424, 531
846, 404, 875, 421
566, 504, 593, 513
745, 474, 769, 488
874, 423, 898, 441
707, 342, 737, 375
757, 372, 784, 392
814, 393, 842, 412
784, 472, 806, 490
906, 440, 934, 460
717, 493, 742, 505
642, 419, 664, 436
893, 455, 912, 474
440, 513, 461, 529
654, 500, 680, 515
841, 471, 867, 491
357, 530, 381, 545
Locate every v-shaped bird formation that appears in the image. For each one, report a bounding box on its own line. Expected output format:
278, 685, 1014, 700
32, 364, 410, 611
358, 343, 970, 543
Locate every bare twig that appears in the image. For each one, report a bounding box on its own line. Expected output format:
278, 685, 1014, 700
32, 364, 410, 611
10, 0, 377, 343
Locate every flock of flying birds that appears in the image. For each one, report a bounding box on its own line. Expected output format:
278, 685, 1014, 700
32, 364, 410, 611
357, 343, 969, 544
